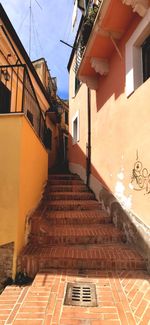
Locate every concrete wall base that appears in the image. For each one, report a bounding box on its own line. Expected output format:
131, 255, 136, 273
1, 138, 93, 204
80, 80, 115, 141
99, 187, 150, 272
69, 163, 87, 184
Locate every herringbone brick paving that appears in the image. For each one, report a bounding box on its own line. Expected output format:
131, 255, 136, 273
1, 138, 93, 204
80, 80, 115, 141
0, 270, 149, 324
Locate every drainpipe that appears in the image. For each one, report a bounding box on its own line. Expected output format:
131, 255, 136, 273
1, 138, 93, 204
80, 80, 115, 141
86, 87, 91, 186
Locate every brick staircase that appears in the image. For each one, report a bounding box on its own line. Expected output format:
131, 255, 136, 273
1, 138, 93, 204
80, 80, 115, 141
19, 173, 146, 277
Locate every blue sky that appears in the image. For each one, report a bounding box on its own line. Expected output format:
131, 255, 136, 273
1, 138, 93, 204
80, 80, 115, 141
0, 0, 80, 99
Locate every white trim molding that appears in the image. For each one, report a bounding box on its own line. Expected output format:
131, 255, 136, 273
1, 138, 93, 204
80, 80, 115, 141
122, 0, 149, 17
69, 162, 86, 183
125, 8, 150, 97
72, 110, 80, 144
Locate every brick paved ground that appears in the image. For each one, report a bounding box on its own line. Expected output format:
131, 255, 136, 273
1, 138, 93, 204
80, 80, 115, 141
0, 269, 149, 325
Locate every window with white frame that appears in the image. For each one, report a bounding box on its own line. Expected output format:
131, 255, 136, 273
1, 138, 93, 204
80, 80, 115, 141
142, 35, 150, 82
125, 8, 150, 97
72, 111, 79, 144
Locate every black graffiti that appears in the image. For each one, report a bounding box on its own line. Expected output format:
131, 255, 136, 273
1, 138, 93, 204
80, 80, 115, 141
131, 154, 150, 194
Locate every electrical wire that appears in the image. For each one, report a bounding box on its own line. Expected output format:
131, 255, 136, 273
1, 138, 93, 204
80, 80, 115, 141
35, 0, 43, 10
31, 8, 44, 58
17, 7, 30, 33
63, 1, 74, 43
31, 9, 39, 58
17, 0, 43, 58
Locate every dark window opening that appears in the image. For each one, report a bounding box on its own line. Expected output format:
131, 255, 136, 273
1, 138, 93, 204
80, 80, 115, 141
75, 77, 81, 95
64, 135, 68, 161
27, 110, 34, 126
65, 111, 68, 125
142, 35, 150, 82
0, 81, 11, 113
85, 0, 90, 9
44, 128, 52, 150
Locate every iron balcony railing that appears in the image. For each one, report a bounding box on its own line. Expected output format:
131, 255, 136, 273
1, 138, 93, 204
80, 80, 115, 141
0, 63, 47, 147
74, 0, 102, 74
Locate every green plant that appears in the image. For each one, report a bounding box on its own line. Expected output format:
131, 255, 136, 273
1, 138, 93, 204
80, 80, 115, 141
15, 272, 33, 285
80, 5, 98, 49
0, 272, 33, 294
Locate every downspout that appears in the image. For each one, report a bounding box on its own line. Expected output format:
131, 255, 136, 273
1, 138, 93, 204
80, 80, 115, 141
86, 87, 91, 186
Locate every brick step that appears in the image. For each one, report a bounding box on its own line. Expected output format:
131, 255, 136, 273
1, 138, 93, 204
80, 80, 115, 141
48, 174, 80, 180
30, 224, 126, 245
20, 243, 146, 277
44, 192, 95, 200
44, 210, 111, 225
46, 185, 90, 192
46, 200, 102, 211
47, 179, 84, 185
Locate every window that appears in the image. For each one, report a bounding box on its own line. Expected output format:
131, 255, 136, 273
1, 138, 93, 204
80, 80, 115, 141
65, 111, 69, 125
75, 76, 81, 95
63, 134, 68, 162
72, 111, 79, 144
125, 8, 150, 97
142, 35, 150, 82
0, 81, 11, 113
44, 128, 52, 150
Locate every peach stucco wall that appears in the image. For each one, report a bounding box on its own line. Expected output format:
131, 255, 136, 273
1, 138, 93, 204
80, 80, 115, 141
69, 59, 88, 173
69, 14, 150, 227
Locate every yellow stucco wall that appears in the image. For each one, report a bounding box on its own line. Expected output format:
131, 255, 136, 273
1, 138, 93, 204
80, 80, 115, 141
0, 114, 48, 276
16, 116, 48, 258
0, 23, 50, 114
0, 115, 21, 245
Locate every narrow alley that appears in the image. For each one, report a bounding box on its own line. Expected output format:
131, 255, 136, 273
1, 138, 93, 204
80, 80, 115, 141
0, 0, 150, 324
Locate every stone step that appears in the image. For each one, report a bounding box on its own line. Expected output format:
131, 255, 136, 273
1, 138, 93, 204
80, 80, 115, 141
20, 243, 146, 277
44, 192, 95, 200
44, 210, 111, 225
48, 174, 80, 180
46, 200, 102, 211
30, 224, 126, 245
47, 179, 84, 185
46, 185, 89, 192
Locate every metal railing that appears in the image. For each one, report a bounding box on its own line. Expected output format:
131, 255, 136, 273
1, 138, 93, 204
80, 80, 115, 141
0, 64, 47, 147
74, 0, 102, 74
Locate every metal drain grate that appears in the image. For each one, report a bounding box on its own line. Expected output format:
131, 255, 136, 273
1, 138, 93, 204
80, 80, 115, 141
64, 282, 98, 307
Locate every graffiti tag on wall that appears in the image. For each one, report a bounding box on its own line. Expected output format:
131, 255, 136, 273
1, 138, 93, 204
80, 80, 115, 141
131, 151, 150, 194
